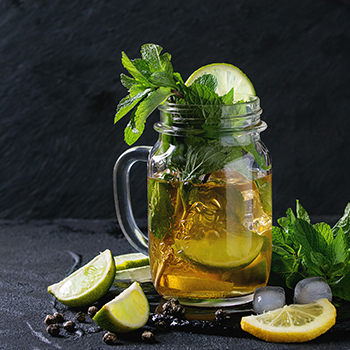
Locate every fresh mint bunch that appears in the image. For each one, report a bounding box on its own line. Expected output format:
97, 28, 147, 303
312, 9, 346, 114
115, 43, 234, 145
270, 200, 350, 302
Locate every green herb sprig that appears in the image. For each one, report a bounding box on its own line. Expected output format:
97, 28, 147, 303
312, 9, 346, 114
115, 43, 234, 146
270, 200, 350, 302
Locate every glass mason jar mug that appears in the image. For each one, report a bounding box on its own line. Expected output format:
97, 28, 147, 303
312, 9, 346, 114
114, 95, 272, 306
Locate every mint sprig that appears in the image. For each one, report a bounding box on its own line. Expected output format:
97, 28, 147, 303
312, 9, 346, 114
270, 200, 350, 302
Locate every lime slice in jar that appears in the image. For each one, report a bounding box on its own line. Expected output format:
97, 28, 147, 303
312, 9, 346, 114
173, 230, 264, 272
185, 63, 256, 97
114, 252, 149, 271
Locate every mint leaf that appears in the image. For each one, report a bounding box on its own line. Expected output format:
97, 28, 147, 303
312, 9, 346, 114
254, 178, 272, 213
114, 89, 151, 123
140, 43, 164, 72
313, 222, 333, 246
121, 52, 154, 87
148, 178, 175, 240
149, 71, 177, 89
192, 73, 218, 91
124, 87, 173, 145
296, 199, 310, 223
221, 87, 234, 104
333, 202, 350, 246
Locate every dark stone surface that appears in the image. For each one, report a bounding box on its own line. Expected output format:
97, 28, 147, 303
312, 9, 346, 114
1, 219, 349, 350
1, 0, 350, 221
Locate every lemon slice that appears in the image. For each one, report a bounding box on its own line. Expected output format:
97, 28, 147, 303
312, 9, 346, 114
173, 230, 264, 272
93, 282, 150, 333
114, 253, 149, 271
48, 249, 116, 307
241, 298, 336, 343
185, 63, 255, 97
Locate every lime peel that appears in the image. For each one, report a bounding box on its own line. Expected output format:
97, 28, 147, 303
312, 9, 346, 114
114, 252, 149, 271
93, 282, 150, 333
47, 249, 116, 307
185, 63, 255, 97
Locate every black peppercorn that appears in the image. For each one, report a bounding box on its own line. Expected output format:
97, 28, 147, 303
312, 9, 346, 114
141, 330, 157, 343
46, 324, 60, 337
75, 311, 85, 322
44, 315, 56, 325
63, 320, 76, 332
53, 312, 64, 323
155, 319, 168, 331
215, 309, 227, 321
88, 306, 98, 318
102, 332, 118, 345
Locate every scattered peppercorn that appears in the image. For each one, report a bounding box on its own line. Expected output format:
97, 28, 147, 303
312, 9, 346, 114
162, 299, 186, 319
75, 311, 85, 322
44, 314, 56, 325
141, 330, 157, 343
53, 312, 64, 323
46, 324, 60, 337
214, 309, 227, 321
154, 319, 168, 331
102, 332, 118, 345
63, 320, 76, 332
87, 306, 98, 318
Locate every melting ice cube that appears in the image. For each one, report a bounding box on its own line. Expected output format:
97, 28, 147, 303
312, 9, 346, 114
253, 286, 286, 314
294, 276, 332, 304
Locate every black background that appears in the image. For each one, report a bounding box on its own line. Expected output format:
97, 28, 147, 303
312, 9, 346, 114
1, 0, 350, 222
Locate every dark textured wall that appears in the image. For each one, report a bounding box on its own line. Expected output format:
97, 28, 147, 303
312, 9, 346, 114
1, 0, 350, 221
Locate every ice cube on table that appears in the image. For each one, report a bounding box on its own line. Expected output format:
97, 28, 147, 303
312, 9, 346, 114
294, 276, 332, 304
253, 286, 286, 314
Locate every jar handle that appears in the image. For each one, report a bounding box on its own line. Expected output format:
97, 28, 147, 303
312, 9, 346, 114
113, 146, 151, 256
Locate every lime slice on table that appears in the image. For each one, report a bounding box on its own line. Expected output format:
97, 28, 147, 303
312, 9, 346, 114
47, 249, 116, 307
93, 282, 150, 333
114, 252, 149, 271
185, 63, 256, 97
114, 265, 152, 283
173, 230, 264, 272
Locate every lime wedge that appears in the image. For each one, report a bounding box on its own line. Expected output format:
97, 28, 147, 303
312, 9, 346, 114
173, 230, 264, 272
47, 249, 116, 307
185, 63, 255, 97
115, 265, 152, 283
114, 253, 149, 271
93, 282, 150, 333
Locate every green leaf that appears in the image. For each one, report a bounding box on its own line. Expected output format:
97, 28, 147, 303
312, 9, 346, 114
296, 200, 310, 223
140, 43, 163, 72
149, 71, 177, 89
121, 51, 154, 86
333, 202, 350, 246
292, 218, 329, 256
192, 73, 218, 91
120, 73, 136, 89
124, 87, 173, 145
114, 89, 151, 123
148, 178, 175, 240
330, 227, 349, 264
313, 222, 333, 246
221, 87, 234, 105
254, 178, 272, 213
160, 53, 173, 75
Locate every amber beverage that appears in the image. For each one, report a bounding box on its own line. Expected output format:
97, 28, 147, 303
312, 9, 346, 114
148, 171, 272, 302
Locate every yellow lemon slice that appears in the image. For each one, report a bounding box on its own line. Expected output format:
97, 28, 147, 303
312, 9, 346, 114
93, 282, 150, 333
185, 63, 255, 97
48, 249, 116, 307
240, 298, 336, 343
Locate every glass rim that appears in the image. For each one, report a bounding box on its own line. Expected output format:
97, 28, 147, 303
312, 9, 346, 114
158, 94, 260, 111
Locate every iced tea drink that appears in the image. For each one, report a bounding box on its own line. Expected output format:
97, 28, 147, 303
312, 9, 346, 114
148, 170, 272, 301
